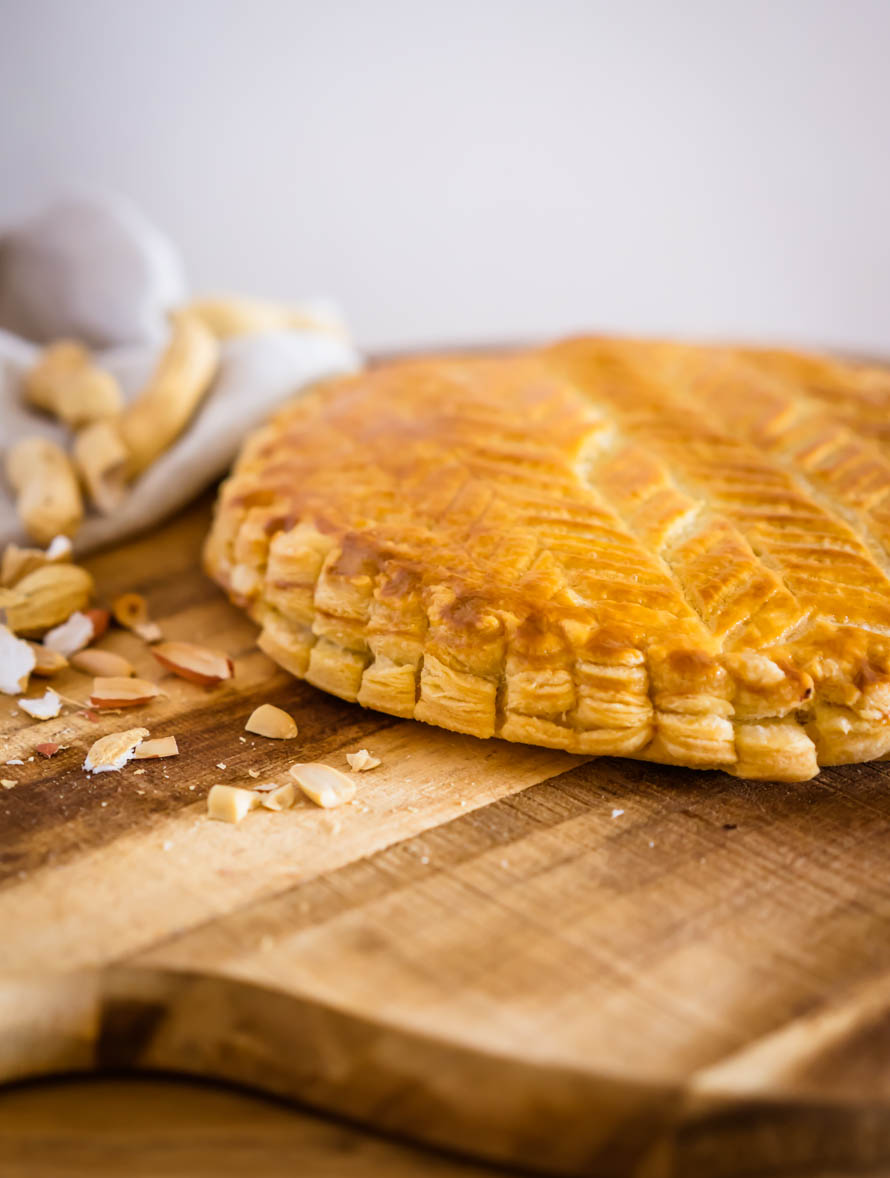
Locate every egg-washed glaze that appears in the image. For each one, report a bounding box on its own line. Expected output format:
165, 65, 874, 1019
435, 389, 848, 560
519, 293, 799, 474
205, 338, 890, 781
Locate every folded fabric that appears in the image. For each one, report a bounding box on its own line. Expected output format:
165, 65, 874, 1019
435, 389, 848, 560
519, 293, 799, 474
0, 194, 361, 554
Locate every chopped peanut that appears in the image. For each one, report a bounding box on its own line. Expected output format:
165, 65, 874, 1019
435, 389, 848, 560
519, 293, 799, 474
289, 762, 356, 808
131, 736, 179, 759
245, 703, 297, 739
207, 784, 260, 824
257, 782, 296, 811
346, 749, 381, 772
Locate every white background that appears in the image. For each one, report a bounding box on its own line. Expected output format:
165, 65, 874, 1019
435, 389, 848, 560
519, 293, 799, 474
1, 0, 888, 354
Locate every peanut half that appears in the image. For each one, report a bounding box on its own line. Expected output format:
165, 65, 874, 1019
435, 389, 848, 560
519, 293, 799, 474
6, 438, 83, 545
90, 676, 160, 708
70, 648, 134, 678
25, 340, 122, 428
245, 703, 297, 739
152, 641, 233, 686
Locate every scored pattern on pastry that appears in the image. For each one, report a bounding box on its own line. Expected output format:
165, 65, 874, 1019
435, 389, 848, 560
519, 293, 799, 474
204, 339, 890, 781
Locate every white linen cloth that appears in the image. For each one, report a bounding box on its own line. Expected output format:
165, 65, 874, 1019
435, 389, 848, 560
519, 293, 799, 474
0, 194, 361, 553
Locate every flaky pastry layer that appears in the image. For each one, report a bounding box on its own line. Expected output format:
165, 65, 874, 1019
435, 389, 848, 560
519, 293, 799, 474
205, 338, 890, 781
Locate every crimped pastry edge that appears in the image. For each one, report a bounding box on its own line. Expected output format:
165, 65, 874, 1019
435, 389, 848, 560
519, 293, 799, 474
203, 344, 890, 784
206, 507, 890, 783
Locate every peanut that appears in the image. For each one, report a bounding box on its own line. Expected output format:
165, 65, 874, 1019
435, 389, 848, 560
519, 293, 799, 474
1, 536, 72, 587
27, 642, 69, 677
90, 676, 160, 708
186, 295, 345, 340
345, 748, 381, 772
24, 341, 122, 428
119, 311, 219, 477
5, 438, 83, 544
73, 420, 129, 514
131, 735, 179, 759
207, 784, 260, 824
244, 703, 297, 739
152, 640, 233, 685
4, 564, 94, 636
289, 762, 356, 808
70, 648, 134, 678
258, 782, 296, 811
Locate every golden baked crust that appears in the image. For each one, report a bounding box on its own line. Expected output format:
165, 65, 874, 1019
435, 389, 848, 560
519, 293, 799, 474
205, 338, 890, 782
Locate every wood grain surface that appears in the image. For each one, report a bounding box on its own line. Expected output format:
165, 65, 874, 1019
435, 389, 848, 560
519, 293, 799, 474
0, 1075, 518, 1178
3, 494, 890, 1177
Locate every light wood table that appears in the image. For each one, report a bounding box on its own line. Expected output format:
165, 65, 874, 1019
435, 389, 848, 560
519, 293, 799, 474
0, 1075, 519, 1177
5, 493, 890, 1175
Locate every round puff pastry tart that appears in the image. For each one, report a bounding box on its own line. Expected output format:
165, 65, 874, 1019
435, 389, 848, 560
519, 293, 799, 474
205, 337, 890, 782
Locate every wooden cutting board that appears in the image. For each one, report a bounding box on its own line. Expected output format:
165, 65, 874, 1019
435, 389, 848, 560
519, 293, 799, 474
3, 494, 890, 1178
